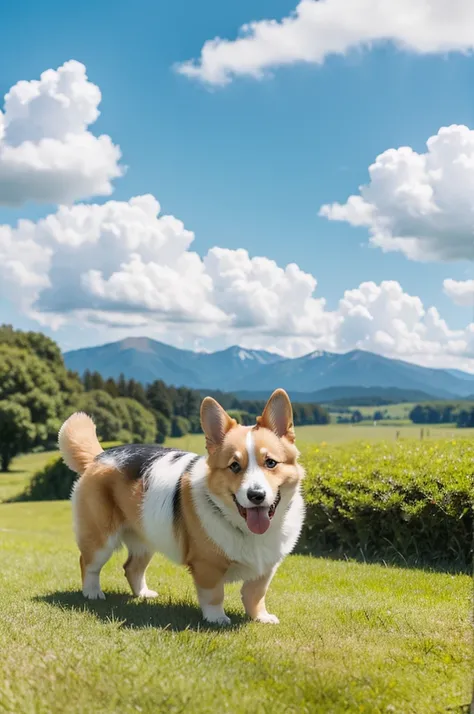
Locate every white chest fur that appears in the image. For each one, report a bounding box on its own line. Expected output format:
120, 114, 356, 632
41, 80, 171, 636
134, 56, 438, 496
191, 462, 305, 580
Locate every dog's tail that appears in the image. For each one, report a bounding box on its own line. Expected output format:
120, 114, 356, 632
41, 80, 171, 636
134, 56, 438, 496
58, 412, 103, 475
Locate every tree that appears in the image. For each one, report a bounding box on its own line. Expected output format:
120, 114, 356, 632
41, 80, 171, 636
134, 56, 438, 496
104, 378, 119, 398
116, 398, 157, 443
351, 410, 363, 424
77, 390, 123, 441
0, 345, 71, 448
146, 380, 173, 419
126, 380, 147, 405
83, 370, 93, 391
171, 416, 191, 437
0, 401, 35, 471
90, 371, 105, 391
77, 390, 157, 443
117, 373, 127, 397
155, 412, 171, 444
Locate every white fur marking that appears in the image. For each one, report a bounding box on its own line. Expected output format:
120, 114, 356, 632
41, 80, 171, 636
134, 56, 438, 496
142, 451, 201, 563
82, 536, 119, 600
234, 431, 273, 509
197, 587, 231, 626
255, 613, 279, 624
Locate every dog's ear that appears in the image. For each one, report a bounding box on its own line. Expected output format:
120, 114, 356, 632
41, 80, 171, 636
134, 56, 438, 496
257, 389, 295, 442
200, 397, 236, 454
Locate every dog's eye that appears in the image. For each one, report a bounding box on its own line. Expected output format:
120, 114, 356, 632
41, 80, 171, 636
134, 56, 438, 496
265, 458, 278, 469
229, 461, 242, 474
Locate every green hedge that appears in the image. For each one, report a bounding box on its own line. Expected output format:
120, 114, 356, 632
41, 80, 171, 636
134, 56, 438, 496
299, 439, 473, 571
15, 437, 473, 571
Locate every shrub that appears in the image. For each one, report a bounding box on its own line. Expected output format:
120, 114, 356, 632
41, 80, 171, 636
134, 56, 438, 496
15, 442, 121, 502
299, 439, 473, 571
14, 436, 473, 571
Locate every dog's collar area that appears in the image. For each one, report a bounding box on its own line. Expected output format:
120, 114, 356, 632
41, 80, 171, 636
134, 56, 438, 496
232, 490, 281, 521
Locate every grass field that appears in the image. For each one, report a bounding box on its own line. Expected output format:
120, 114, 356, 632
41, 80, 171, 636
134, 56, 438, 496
0, 425, 472, 713
164, 423, 474, 455
0, 500, 471, 714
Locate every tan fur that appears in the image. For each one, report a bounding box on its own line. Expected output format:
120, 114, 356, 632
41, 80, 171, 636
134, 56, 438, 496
58, 412, 103, 474
241, 572, 274, 619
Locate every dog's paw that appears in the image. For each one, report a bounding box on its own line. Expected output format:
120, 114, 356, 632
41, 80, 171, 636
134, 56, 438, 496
138, 588, 158, 599
204, 613, 232, 627
255, 613, 279, 624
83, 587, 106, 601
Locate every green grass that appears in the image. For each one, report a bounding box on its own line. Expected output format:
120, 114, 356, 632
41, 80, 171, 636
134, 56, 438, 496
0, 500, 471, 714
163, 424, 474, 454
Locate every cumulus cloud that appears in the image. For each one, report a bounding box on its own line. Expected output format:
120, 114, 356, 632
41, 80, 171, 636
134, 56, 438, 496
335, 281, 464, 363
320, 124, 474, 262
444, 278, 474, 306
2, 194, 474, 370
204, 247, 337, 337
176, 0, 474, 86
0, 60, 123, 205
0, 195, 336, 343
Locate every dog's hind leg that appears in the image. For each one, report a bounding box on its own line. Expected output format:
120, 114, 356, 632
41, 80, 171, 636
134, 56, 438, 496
79, 536, 119, 600
72, 474, 122, 601
122, 530, 157, 598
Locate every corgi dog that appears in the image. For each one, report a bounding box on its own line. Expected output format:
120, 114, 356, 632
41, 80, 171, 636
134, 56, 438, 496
58, 388, 305, 625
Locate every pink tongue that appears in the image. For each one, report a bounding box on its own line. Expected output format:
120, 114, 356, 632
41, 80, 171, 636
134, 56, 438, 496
246, 507, 271, 535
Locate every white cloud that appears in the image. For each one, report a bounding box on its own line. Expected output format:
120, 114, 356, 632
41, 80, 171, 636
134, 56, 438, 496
444, 278, 474, 306
204, 247, 337, 337
176, 0, 474, 86
320, 124, 474, 262
0, 60, 123, 205
2, 194, 474, 370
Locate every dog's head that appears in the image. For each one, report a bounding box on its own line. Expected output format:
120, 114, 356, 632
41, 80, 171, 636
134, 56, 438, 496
200, 389, 303, 535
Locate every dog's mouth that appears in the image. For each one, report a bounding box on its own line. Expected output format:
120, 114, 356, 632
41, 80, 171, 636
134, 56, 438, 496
232, 491, 281, 535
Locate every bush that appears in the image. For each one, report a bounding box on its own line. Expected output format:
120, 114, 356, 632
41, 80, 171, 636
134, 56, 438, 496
14, 436, 473, 572
299, 439, 473, 571
15, 442, 121, 502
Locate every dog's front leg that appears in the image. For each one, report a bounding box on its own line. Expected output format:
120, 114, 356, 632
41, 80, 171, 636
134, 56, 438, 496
241, 568, 279, 624
190, 560, 230, 626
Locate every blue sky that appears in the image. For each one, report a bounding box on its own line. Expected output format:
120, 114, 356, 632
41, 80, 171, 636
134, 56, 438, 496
1, 0, 474, 367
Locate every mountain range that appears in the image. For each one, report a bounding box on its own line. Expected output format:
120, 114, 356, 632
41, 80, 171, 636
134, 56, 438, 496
63, 337, 474, 401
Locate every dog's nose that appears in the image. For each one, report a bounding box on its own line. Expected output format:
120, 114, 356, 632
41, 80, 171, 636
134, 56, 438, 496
247, 487, 265, 505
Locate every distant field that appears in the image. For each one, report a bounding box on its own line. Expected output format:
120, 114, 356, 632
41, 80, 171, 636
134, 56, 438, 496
164, 423, 473, 454
329, 402, 417, 422
2, 423, 472, 503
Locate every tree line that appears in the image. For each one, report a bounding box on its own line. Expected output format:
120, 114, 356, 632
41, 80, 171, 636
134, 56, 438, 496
0, 325, 330, 471
409, 402, 474, 427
